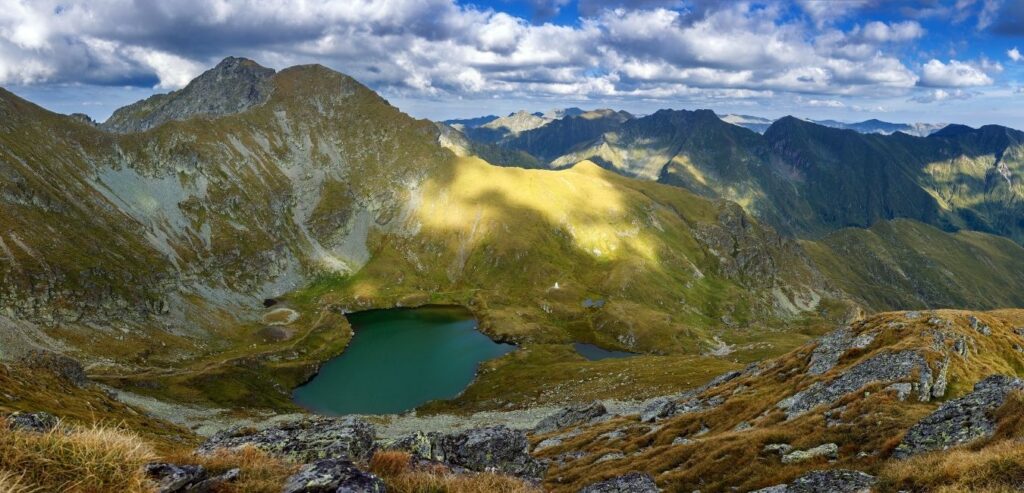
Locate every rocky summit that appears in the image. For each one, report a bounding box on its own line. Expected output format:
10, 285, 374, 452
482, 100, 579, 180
2, 51, 1024, 493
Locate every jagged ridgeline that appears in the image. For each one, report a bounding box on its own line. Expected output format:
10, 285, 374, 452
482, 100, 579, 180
0, 57, 847, 406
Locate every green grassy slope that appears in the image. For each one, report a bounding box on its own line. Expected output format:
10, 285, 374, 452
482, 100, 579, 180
803, 218, 1024, 310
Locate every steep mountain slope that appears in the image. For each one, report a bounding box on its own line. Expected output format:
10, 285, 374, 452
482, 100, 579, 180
804, 219, 1024, 310
1, 58, 848, 411
502, 109, 633, 163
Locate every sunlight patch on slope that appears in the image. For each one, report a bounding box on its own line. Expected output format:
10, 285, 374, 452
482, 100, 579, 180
412, 156, 660, 262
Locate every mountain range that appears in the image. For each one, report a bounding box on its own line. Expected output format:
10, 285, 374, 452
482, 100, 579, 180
3, 56, 1024, 492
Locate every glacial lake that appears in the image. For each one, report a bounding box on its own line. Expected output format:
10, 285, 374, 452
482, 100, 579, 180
292, 306, 515, 415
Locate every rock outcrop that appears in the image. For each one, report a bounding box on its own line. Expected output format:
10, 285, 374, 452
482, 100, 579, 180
754, 469, 875, 493
578, 471, 660, 493
433, 426, 547, 479
777, 350, 932, 418
894, 375, 1024, 458
807, 326, 874, 375
535, 401, 608, 433
280, 459, 385, 493
198, 417, 376, 463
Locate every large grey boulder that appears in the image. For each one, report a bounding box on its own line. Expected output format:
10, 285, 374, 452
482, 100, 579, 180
778, 350, 931, 418
578, 472, 659, 493
434, 426, 547, 479
281, 459, 385, 493
893, 375, 1024, 458
535, 401, 608, 432
198, 416, 375, 463
753, 469, 874, 493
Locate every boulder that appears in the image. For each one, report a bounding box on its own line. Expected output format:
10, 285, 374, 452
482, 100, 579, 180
754, 469, 875, 493
434, 426, 546, 479
762, 443, 793, 456
5, 411, 59, 432
893, 375, 1024, 458
198, 417, 375, 463
968, 315, 991, 336
777, 350, 931, 418
640, 397, 675, 423
281, 459, 385, 493
385, 431, 434, 459
143, 463, 208, 493
578, 471, 659, 493
781, 443, 838, 464
535, 401, 608, 432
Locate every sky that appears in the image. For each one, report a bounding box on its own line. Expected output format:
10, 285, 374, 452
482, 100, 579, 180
1, 0, 1023, 128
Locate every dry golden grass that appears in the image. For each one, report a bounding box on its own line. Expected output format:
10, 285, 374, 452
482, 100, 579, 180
0, 420, 155, 493
162, 446, 299, 493
878, 440, 1024, 492
369, 450, 540, 493
369, 450, 413, 477
0, 470, 37, 493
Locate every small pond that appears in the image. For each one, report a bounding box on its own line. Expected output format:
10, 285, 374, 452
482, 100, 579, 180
293, 306, 515, 415
573, 342, 637, 361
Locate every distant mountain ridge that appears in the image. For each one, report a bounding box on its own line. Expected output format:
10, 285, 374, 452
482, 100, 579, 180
444, 107, 1024, 247
717, 113, 948, 136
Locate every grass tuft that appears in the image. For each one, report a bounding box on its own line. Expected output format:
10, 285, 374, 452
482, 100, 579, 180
162, 446, 299, 493
0, 419, 155, 492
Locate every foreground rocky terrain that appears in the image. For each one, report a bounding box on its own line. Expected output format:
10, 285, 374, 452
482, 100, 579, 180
5, 309, 1024, 492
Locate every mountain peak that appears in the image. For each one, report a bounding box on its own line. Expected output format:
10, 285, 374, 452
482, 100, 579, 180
100, 56, 276, 133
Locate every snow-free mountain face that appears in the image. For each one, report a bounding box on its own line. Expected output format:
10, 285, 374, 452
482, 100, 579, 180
718, 113, 949, 137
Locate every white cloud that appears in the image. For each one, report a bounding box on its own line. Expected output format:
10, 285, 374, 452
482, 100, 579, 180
859, 21, 925, 43
919, 59, 993, 87
911, 88, 973, 103
1010, 47, 1023, 62
807, 99, 845, 107
0, 0, 940, 111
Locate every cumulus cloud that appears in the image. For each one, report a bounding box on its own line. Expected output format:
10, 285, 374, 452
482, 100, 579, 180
857, 20, 925, 42
0, 0, 954, 112
918, 59, 994, 87
911, 88, 974, 103
1010, 47, 1023, 62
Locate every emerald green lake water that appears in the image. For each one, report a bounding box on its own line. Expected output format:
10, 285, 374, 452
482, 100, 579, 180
292, 306, 515, 415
